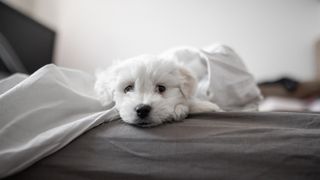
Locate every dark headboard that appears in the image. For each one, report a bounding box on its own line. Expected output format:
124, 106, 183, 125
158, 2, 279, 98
0, 2, 56, 75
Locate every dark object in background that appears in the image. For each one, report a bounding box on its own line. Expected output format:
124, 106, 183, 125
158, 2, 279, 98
0, 2, 55, 75
259, 77, 300, 93
0, 32, 27, 74
259, 77, 320, 99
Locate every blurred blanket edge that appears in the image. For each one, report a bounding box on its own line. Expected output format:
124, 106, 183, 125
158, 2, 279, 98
0, 64, 119, 178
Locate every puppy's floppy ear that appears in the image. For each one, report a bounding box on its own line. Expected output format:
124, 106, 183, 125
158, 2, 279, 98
178, 67, 197, 99
94, 69, 116, 106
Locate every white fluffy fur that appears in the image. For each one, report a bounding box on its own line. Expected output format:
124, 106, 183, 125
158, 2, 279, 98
95, 52, 222, 127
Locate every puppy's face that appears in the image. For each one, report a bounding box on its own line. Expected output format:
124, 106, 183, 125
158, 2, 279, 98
95, 55, 196, 127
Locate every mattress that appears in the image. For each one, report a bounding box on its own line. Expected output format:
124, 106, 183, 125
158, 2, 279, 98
6, 112, 320, 180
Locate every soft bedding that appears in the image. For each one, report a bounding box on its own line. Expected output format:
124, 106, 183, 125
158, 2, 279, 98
1, 44, 318, 179
0, 65, 119, 178
6, 112, 320, 180
0, 44, 263, 178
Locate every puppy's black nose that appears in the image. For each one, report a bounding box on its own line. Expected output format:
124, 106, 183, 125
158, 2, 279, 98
135, 104, 152, 119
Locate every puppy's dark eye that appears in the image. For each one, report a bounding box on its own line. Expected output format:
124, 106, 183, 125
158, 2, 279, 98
156, 85, 166, 93
124, 85, 134, 93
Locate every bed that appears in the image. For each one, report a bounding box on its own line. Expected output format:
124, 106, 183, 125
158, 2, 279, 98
5, 112, 320, 180
1, 44, 320, 179
0, 56, 320, 180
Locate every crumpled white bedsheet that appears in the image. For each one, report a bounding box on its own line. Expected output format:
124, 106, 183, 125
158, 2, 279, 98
0, 44, 262, 178
0, 65, 119, 178
163, 44, 263, 111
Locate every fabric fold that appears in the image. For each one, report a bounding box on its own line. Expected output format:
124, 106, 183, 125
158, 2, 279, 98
0, 65, 119, 178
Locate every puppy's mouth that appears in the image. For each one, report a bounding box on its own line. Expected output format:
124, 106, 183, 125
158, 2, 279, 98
133, 121, 159, 128
130, 118, 160, 128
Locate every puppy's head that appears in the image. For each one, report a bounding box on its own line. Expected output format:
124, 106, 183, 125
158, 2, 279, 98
95, 55, 197, 127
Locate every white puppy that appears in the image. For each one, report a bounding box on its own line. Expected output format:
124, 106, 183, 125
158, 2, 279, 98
95, 53, 221, 127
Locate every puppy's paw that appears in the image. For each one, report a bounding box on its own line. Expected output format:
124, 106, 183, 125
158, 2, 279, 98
173, 104, 189, 121
189, 99, 223, 113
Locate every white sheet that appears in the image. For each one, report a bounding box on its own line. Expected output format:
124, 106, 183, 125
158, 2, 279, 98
0, 65, 119, 178
163, 44, 263, 111
201, 44, 262, 111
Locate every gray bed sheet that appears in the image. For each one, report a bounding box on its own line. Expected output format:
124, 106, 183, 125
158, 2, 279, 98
6, 112, 320, 180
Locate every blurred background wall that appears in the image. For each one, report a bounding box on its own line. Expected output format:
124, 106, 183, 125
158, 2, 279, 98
4, 0, 320, 81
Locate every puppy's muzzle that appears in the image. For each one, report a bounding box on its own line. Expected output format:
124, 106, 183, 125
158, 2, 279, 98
135, 104, 152, 119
